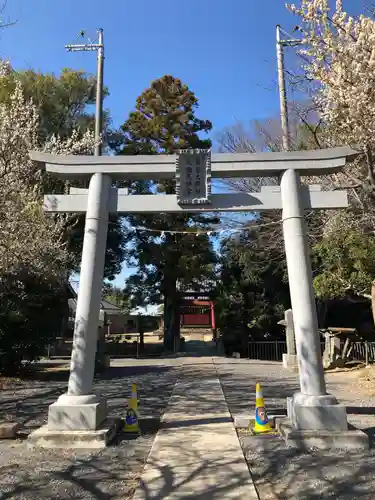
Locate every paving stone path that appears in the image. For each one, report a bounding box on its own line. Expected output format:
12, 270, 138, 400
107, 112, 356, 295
132, 357, 258, 499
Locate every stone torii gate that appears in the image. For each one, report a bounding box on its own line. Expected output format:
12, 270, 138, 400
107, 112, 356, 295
28, 146, 359, 448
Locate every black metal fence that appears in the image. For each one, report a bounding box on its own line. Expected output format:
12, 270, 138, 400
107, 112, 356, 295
247, 340, 375, 364
247, 341, 288, 361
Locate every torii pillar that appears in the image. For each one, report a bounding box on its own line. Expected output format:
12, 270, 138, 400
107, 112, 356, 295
27, 147, 367, 449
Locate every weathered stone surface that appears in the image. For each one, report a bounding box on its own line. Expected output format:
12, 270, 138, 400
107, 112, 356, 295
27, 417, 121, 449
48, 397, 107, 431
279, 419, 369, 451
285, 309, 296, 355
0, 422, 20, 439
282, 353, 299, 372
287, 396, 348, 431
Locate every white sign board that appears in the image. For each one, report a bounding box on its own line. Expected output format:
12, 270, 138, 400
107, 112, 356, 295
176, 149, 211, 205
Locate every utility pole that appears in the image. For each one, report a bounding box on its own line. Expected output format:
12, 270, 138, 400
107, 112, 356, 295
276, 25, 302, 152
64, 30, 108, 383
65, 29, 105, 156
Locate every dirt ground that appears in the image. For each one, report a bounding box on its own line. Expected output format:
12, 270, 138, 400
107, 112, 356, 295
214, 358, 375, 500
1, 357, 375, 499
0, 361, 179, 499
0, 358, 217, 500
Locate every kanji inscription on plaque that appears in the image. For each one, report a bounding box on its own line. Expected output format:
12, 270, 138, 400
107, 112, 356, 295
175, 149, 211, 205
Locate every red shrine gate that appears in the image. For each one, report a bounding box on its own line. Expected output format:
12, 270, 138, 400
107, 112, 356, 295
179, 293, 215, 330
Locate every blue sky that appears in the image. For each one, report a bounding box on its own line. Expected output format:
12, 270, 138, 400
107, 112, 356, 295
1, 0, 367, 293
0, 0, 311, 130
1, 0, 366, 132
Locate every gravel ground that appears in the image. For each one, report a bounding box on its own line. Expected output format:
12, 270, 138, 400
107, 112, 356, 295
2, 356, 374, 499
214, 358, 375, 500
0, 360, 180, 499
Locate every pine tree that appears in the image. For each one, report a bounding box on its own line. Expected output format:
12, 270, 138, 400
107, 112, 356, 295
119, 75, 218, 350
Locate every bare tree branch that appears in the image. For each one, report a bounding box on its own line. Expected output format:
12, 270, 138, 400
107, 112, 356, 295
0, 1, 17, 29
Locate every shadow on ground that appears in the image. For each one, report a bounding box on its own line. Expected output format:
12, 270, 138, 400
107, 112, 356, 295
3, 357, 375, 499
0, 361, 181, 498
242, 434, 375, 499
215, 358, 375, 500
0, 364, 176, 434
0, 357, 227, 499
133, 451, 253, 500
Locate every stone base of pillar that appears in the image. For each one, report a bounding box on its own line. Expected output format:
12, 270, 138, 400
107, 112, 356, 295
278, 419, 369, 450
27, 418, 121, 449
282, 353, 298, 372
287, 393, 348, 431
47, 394, 107, 431
280, 393, 370, 450
27, 393, 120, 449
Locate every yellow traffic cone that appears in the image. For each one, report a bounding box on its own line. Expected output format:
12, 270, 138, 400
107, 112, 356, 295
253, 382, 274, 434
123, 383, 140, 433
131, 383, 139, 412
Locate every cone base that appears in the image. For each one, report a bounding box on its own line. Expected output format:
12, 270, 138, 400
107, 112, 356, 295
123, 427, 140, 434
122, 419, 140, 433
253, 422, 274, 434
252, 428, 278, 436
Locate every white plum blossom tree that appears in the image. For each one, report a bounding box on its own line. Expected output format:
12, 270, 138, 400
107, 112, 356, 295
0, 68, 95, 278
287, 0, 375, 182
287, 1, 375, 319
0, 63, 96, 374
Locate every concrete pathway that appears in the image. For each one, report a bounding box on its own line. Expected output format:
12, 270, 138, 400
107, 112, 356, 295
133, 358, 258, 499
184, 339, 217, 357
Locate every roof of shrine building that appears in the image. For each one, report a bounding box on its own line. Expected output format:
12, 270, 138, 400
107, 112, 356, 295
30, 146, 360, 180
67, 284, 122, 314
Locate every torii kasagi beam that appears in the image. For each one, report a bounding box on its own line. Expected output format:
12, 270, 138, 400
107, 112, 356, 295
29, 146, 359, 445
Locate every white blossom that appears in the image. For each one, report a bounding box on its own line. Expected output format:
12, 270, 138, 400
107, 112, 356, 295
287, 1, 375, 299
0, 76, 95, 278
287, 1, 375, 151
